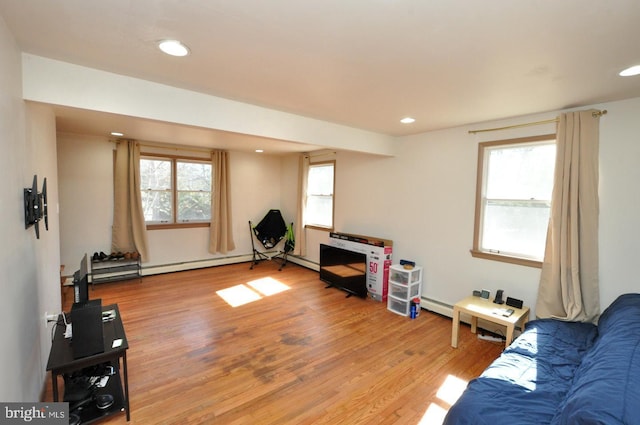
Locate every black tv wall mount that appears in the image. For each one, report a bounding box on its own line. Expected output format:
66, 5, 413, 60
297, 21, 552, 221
24, 174, 48, 239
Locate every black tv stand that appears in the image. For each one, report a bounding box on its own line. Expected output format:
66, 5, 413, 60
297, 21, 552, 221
46, 304, 130, 422
324, 282, 355, 298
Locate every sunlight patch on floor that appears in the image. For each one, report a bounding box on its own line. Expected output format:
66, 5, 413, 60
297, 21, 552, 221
248, 277, 290, 296
417, 374, 469, 425
418, 403, 448, 424
216, 277, 291, 307
436, 374, 468, 406
216, 284, 262, 307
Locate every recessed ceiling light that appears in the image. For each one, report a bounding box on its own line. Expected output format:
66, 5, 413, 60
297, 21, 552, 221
400, 117, 416, 124
110, 131, 124, 137
255, 149, 264, 153
158, 40, 190, 57
619, 65, 640, 77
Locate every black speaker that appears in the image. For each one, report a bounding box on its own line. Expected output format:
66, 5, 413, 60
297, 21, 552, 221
506, 297, 523, 309
493, 289, 504, 304
70, 300, 104, 359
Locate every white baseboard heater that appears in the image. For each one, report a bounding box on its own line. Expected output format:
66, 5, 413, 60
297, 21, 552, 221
140, 253, 317, 276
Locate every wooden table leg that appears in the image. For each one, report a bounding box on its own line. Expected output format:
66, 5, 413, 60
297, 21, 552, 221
451, 307, 461, 348
470, 315, 478, 334
505, 324, 515, 347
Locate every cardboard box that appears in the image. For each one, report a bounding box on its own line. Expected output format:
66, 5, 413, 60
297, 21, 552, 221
329, 232, 393, 301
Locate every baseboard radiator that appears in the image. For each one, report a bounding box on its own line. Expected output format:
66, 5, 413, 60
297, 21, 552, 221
422, 297, 454, 318
140, 253, 317, 276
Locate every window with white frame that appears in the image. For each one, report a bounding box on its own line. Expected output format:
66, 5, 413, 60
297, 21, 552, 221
140, 156, 212, 226
471, 134, 556, 267
305, 161, 335, 229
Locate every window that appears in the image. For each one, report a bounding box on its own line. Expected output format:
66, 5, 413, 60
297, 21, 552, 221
471, 134, 556, 267
305, 161, 335, 229
140, 155, 212, 228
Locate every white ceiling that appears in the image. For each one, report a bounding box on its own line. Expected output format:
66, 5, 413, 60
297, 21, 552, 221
2, 0, 640, 148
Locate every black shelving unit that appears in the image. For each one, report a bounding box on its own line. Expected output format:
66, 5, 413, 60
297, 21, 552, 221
90, 256, 141, 285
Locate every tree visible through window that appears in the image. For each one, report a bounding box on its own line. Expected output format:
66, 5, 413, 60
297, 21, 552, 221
140, 156, 212, 226
472, 135, 556, 267
305, 161, 335, 229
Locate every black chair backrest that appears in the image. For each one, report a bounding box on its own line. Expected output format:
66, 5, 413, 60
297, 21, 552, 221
253, 209, 287, 248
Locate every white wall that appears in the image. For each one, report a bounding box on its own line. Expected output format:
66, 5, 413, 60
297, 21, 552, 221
57, 134, 115, 269
0, 15, 61, 402
597, 98, 640, 308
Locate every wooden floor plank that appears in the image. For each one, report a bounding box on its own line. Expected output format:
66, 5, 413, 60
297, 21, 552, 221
46, 261, 502, 424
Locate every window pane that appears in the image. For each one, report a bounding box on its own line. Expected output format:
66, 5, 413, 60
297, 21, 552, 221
306, 195, 333, 227
177, 162, 212, 191
308, 164, 334, 195
140, 158, 172, 222
141, 190, 172, 222
178, 191, 212, 221
140, 159, 171, 190
486, 143, 555, 200
176, 161, 212, 222
482, 200, 550, 259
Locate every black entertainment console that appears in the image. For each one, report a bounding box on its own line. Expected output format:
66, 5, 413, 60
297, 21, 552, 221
319, 244, 368, 298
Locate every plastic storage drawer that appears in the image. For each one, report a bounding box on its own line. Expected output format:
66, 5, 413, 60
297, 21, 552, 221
389, 281, 420, 299
387, 296, 410, 316
390, 268, 421, 285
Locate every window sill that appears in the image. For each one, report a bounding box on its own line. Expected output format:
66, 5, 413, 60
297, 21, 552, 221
304, 225, 334, 232
470, 249, 542, 268
147, 222, 210, 230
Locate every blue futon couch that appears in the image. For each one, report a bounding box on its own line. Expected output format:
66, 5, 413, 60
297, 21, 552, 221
444, 293, 640, 425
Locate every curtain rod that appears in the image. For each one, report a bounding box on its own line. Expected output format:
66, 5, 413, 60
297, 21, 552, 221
114, 139, 215, 155
468, 109, 607, 134
305, 151, 337, 158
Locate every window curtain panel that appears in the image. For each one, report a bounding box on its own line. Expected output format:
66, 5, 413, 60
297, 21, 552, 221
536, 110, 601, 323
208, 150, 235, 254
112, 140, 149, 261
293, 153, 309, 256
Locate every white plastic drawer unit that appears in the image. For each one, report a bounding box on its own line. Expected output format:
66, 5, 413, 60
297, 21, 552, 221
387, 264, 422, 317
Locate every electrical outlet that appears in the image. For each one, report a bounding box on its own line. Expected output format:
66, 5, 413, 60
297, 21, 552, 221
44, 312, 58, 328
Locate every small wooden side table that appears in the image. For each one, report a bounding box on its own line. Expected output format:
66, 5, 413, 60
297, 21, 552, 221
451, 295, 530, 348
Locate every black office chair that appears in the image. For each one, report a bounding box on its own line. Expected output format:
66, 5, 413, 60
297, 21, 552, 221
249, 209, 294, 271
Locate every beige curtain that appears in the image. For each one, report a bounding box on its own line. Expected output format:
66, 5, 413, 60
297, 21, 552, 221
293, 153, 309, 256
112, 140, 149, 261
208, 150, 236, 254
536, 110, 601, 322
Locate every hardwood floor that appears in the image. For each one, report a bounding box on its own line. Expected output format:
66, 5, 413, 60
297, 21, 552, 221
46, 261, 503, 424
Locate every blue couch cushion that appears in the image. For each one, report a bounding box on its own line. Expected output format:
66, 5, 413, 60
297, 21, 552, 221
444, 319, 597, 425
551, 293, 640, 425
